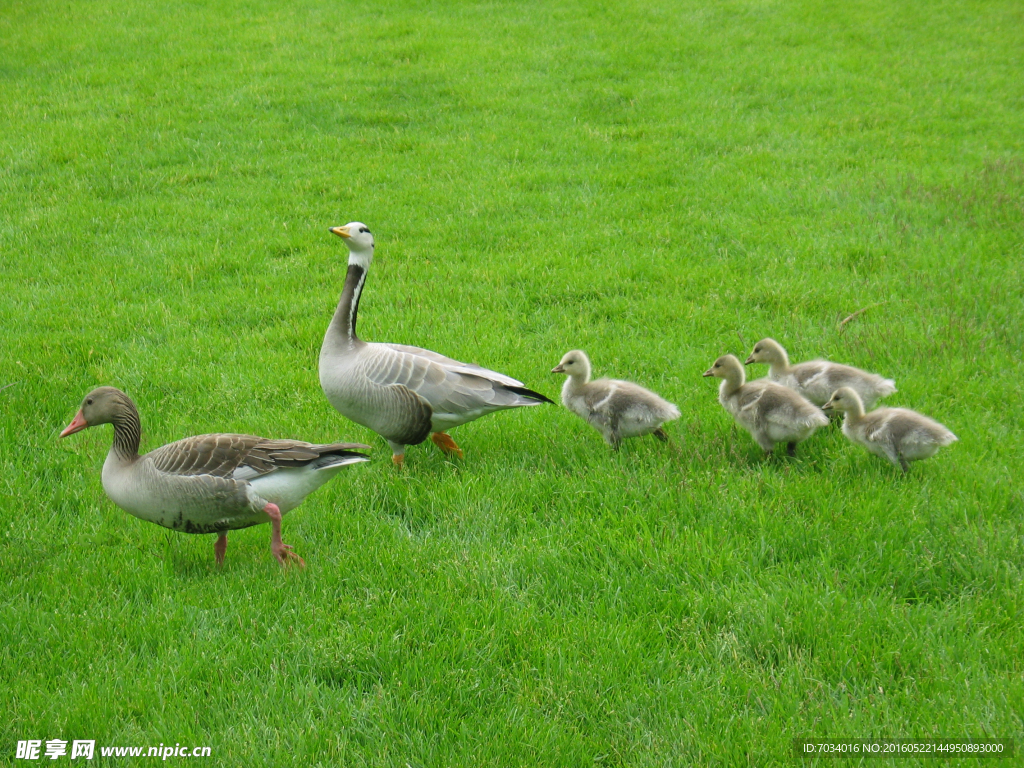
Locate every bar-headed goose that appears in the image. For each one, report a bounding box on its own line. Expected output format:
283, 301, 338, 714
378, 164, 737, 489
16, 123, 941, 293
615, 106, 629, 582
704, 354, 828, 456
60, 387, 369, 567
822, 387, 957, 472
745, 337, 896, 408
320, 222, 553, 465
551, 350, 679, 449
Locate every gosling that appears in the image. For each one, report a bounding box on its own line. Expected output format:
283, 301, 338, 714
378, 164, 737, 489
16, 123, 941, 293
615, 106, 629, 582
704, 354, 828, 457
745, 337, 896, 408
552, 350, 680, 449
822, 387, 957, 473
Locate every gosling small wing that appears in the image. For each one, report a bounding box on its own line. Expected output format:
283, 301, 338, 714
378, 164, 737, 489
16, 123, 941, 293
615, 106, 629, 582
794, 361, 896, 405
878, 409, 958, 448
751, 383, 829, 429
583, 379, 679, 425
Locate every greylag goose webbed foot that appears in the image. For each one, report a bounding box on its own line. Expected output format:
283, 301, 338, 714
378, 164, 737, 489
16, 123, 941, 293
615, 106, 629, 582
265, 502, 305, 569
214, 533, 228, 566
430, 432, 464, 458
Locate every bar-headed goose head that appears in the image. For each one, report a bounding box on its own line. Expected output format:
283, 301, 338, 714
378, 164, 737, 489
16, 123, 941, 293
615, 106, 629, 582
329, 222, 375, 267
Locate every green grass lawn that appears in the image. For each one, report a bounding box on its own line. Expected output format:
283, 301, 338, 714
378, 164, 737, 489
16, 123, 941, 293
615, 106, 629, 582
2, 0, 1022, 764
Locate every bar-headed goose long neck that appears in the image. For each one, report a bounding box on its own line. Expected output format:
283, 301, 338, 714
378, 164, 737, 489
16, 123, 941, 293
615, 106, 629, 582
322, 223, 374, 356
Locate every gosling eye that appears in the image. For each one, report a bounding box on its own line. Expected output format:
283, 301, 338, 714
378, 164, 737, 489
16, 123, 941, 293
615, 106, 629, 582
86, 398, 93, 405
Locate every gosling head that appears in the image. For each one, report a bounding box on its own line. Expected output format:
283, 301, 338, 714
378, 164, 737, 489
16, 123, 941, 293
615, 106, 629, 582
822, 386, 863, 413
330, 222, 375, 267
703, 354, 744, 380
745, 338, 785, 366
552, 350, 592, 379
60, 386, 136, 437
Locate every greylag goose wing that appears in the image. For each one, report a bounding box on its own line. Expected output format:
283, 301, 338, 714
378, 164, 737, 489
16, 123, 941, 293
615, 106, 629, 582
147, 435, 370, 480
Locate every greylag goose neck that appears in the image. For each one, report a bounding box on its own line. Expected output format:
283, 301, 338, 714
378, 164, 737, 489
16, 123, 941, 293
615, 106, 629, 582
745, 337, 896, 408
552, 350, 680, 450
704, 354, 828, 457
823, 387, 958, 473
60, 387, 370, 567
319, 222, 553, 466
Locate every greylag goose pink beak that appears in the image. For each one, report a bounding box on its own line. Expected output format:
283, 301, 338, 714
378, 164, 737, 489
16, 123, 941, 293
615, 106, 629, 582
60, 410, 89, 437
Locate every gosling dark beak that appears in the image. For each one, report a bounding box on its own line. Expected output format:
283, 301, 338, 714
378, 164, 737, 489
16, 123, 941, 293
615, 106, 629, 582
60, 410, 89, 437
744, 356, 755, 365
822, 402, 834, 411
702, 369, 714, 377
329, 226, 351, 238
551, 365, 565, 374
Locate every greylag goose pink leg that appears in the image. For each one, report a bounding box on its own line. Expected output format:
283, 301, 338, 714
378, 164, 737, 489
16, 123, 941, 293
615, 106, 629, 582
214, 534, 228, 566
264, 502, 305, 568
430, 432, 464, 458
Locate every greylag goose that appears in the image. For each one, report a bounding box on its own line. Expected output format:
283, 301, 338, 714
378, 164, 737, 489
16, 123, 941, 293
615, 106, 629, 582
60, 387, 369, 567
319, 222, 553, 465
704, 354, 828, 456
551, 350, 680, 449
822, 387, 958, 472
744, 337, 896, 408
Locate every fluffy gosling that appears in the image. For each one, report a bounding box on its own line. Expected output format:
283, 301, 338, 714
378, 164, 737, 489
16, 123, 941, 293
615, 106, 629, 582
822, 387, 957, 473
704, 354, 828, 457
745, 337, 896, 408
552, 350, 680, 449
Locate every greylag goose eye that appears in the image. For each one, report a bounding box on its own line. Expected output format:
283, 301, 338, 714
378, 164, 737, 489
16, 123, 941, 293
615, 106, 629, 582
704, 354, 828, 457
744, 337, 896, 408
551, 349, 680, 450
822, 386, 957, 473
61, 387, 370, 567
320, 222, 553, 466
